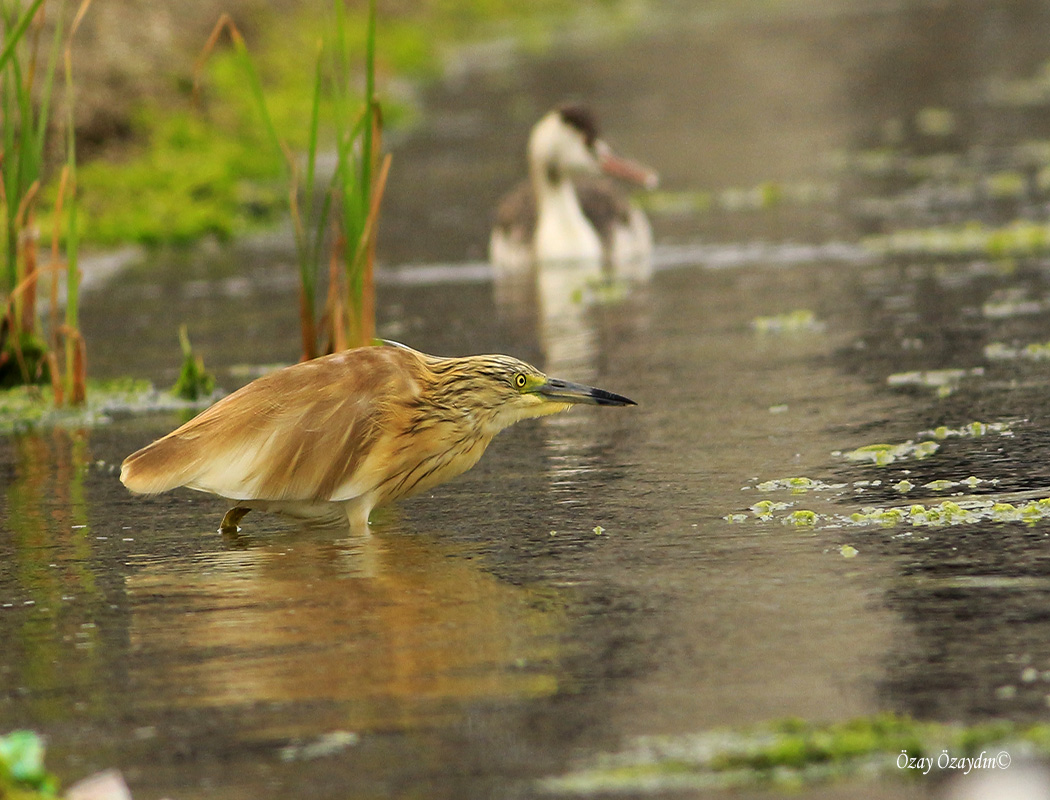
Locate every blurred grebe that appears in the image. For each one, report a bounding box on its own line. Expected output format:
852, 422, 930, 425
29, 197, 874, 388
489, 105, 658, 278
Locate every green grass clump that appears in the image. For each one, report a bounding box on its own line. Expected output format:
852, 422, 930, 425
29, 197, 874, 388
1, 0, 89, 402
34, 1, 643, 251
69, 110, 285, 246
0, 730, 59, 797
171, 325, 216, 401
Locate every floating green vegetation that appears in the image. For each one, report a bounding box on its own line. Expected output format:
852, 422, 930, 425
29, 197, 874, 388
918, 421, 1014, 439
638, 189, 713, 215
984, 170, 1027, 199
839, 440, 939, 466
787, 509, 818, 527
570, 276, 630, 307
852, 498, 1050, 528
831, 147, 963, 181
915, 107, 956, 138
923, 479, 955, 492
748, 499, 794, 521
736, 496, 1050, 530
987, 59, 1050, 107
0, 730, 58, 798
886, 368, 983, 397
539, 713, 1050, 795
754, 476, 847, 493
751, 478, 884, 494
864, 220, 1050, 259
751, 309, 825, 335
751, 506, 823, 528
982, 288, 1048, 319
986, 340, 1050, 362
0, 378, 219, 434
639, 181, 836, 217
918, 477, 998, 492
279, 731, 359, 762
839, 544, 859, 558
736, 418, 1018, 528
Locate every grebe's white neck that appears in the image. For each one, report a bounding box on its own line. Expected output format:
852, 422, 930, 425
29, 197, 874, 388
530, 167, 603, 262
527, 112, 603, 263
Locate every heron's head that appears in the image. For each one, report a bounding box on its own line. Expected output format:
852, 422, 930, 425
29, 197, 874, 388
435, 353, 636, 435
527, 105, 658, 189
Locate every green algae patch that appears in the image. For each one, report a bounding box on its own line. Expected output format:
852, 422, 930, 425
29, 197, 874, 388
786, 509, 818, 527
863, 220, 1050, 260
751, 309, 825, 335
919, 421, 1013, 439
755, 476, 847, 493
986, 340, 1050, 362
853, 497, 1050, 529
749, 500, 793, 520
538, 714, 1050, 795
984, 170, 1027, 199
850, 507, 905, 527
734, 421, 1021, 529
919, 476, 997, 493
924, 479, 956, 492
983, 288, 1049, 319
915, 107, 956, 137
731, 490, 1050, 530
639, 181, 835, 217
840, 440, 939, 466
886, 368, 983, 397
839, 544, 859, 558
0, 379, 220, 434
638, 189, 714, 215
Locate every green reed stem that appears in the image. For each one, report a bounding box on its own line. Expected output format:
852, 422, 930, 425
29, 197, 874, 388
62, 28, 78, 400
199, 0, 384, 355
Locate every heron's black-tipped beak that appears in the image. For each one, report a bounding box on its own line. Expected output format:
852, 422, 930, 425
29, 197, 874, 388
536, 378, 636, 407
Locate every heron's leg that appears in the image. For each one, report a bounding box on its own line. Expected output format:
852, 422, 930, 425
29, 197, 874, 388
219, 506, 251, 533
345, 499, 372, 536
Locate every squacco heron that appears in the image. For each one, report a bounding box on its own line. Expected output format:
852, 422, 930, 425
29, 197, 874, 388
120, 341, 635, 533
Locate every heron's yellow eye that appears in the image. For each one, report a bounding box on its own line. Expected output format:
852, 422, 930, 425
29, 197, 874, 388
514, 373, 527, 389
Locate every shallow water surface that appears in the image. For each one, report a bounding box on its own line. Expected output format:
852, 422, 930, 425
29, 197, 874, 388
8, 2, 1050, 798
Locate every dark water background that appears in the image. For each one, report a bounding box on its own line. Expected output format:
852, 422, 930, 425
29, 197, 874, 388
7, 1, 1050, 797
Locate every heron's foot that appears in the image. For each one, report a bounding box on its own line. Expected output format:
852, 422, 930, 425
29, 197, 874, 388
219, 506, 251, 533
